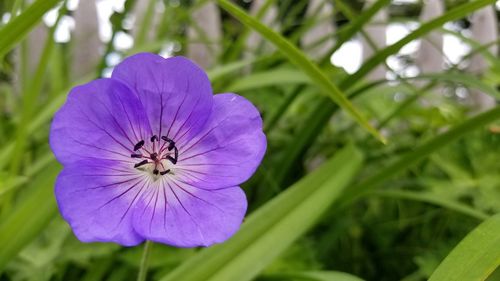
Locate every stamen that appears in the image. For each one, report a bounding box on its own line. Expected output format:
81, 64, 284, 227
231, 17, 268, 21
132, 136, 179, 172
164, 146, 178, 164
173, 146, 178, 160
161, 136, 175, 151
134, 140, 145, 151
134, 159, 149, 168
166, 156, 177, 165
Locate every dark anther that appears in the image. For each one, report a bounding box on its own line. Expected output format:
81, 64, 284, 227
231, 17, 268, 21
161, 136, 175, 151
164, 146, 178, 164
160, 169, 170, 175
134, 140, 145, 151
134, 160, 149, 168
150, 135, 158, 142
153, 169, 159, 175
165, 156, 176, 164
131, 153, 143, 158
168, 142, 175, 151
150, 152, 158, 161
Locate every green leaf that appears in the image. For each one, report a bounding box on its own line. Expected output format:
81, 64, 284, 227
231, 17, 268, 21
0, 164, 60, 271
341, 106, 500, 206
0, 0, 62, 59
226, 68, 310, 92
264, 270, 366, 281
428, 213, 500, 281
216, 0, 386, 143
411, 72, 500, 99
160, 144, 364, 281
370, 190, 489, 221
331, 0, 391, 55
207, 56, 268, 81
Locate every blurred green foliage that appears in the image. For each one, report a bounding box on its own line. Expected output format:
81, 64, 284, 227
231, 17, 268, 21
0, 0, 499, 280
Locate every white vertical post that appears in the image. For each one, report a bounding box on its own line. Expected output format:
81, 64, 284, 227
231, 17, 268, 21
468, 6, 498, 111
301, 0, 335, 59
131, 0, 160, 43
415, 0, 444, 75
246, 0, 279, 55
72, 0, 101, 78
361, 0, 387, 81
187, 2, 222, 69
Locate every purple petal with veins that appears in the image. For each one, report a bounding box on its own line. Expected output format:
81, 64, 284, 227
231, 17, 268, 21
50, 53, 266, 247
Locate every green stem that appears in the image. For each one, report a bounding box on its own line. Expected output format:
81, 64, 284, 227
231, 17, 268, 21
137, 241, 153, 281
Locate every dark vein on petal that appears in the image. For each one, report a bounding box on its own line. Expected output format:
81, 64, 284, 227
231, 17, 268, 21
79, 173, 137, 177
74, 103, 132, 152
97, 94, 137, 147
72, 138, 130, 159
171, 180, 224, 213
173, 177, 235, 191
177, 167, 234, 178
118, 178, 149, 226
86, 176, 141, 190
162, 184, 168, 232
166, 87, 189, 139
167, 181, 206, 242
149, 187, 160, 233
179, 138, 249, 161
171, 86, 204, 141
158, 91, 164, 140
83, 164, 136, 174
140, 186, 157, 222
179, 163, 241, 167
97, 179, 142, 210
115, 90, 141, 142
177, 112, 236, 156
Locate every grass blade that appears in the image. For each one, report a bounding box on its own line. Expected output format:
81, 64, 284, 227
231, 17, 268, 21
216, 0, 386, 143
0, 164, 60, 271
370, 190, 489, 221
341, 106, 500, 205
264, 270, 366, 281
0, 0, 61, 58
160, 144, 363, 281
428, 213, 500, 281
331, 0, 391, 55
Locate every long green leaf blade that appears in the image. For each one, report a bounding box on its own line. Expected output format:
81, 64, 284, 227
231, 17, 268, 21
429, 213, 500, 281
0, 0, 62, 58
161, 144, 363, 281
216, 0, 386, 143
0, 164, 60, 271
342, 106, 500, 205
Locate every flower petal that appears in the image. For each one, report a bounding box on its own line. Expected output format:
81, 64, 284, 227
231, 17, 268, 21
132, 179, 247, 247
111, 53, 213, 142
175, 93, 266, 189
50, 78, 152, 166
55, 159, 148, 246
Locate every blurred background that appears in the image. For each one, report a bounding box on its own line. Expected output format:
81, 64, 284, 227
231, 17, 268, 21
0, 0, 499, 280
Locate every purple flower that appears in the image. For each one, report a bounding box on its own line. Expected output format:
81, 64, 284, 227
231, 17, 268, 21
49, 53, 266, 247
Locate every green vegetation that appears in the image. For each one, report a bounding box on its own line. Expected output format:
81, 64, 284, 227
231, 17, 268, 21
0, 0, 499, 280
